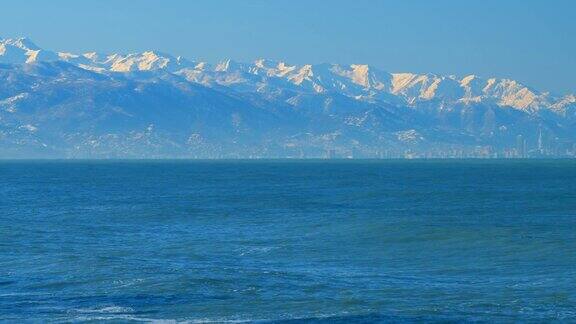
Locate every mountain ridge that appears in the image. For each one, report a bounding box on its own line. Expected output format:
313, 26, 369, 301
1, 37, 575, 158
2, 37, 571, 111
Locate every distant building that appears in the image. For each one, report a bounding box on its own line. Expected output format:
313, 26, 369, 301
327, 149, 337, 159
516, 134, 527, 158
537, 127, 544, 153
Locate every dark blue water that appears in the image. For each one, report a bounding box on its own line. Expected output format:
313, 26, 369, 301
1, 160, 576, 322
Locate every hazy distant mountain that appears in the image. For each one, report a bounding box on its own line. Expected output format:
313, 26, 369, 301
1, 37, 575, 158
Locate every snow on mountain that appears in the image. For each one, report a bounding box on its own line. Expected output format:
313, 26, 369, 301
176, 59, 567, 113
0, 37, 59, 64
390, 73, 461, 101
550, 94, 576, 116
1, 37, 575, 158
3, 37, 569, 114
215, 59, 246, 72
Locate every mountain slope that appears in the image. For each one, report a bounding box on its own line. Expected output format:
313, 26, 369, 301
0, 38, 574, 158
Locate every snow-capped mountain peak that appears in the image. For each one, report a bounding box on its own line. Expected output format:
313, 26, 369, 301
0, 37, 58, 64
0, 37, 573, 114
2, 37, 40, 50
1, 37, 575, 158
214, 59, 246, 72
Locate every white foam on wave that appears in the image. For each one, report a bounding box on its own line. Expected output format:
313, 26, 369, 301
238, 246, 278, 256
74, 306, 135, 314
73, 315, 252, 323
70, 307, 255, 323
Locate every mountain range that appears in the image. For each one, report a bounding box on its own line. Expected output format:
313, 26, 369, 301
1, 37, 575, 158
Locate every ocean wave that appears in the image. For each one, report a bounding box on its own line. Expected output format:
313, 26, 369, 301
238, 246, 278, 256
72, 306, 135, 314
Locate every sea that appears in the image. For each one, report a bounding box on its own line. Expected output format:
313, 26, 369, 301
1, 160, 575, 323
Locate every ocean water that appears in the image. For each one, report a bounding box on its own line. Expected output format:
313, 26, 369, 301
1, 160, 575, 323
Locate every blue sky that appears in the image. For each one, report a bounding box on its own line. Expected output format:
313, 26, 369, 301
1, 0, 574, 94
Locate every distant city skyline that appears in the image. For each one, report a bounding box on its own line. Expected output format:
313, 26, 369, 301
0, 0, 574, 94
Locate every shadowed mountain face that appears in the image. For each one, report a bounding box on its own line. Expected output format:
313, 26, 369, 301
1, 38, 575, 158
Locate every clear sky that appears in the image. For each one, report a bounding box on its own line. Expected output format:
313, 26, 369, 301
1, 0, 574, 94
